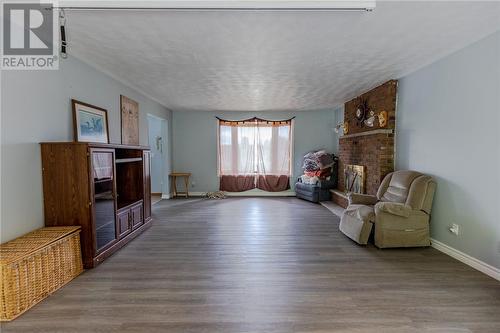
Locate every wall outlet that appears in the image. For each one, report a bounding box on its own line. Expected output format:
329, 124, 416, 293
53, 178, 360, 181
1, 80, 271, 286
191, 181, 196, 187
449, 224, 460, 236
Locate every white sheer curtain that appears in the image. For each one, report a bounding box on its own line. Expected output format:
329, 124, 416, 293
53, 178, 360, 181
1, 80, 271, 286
218, 118, 293, 192
256, 121, 292, 176
218, 124, 256, 175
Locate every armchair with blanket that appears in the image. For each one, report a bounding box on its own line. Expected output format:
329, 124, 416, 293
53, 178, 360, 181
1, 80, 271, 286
295, 151, 338, 203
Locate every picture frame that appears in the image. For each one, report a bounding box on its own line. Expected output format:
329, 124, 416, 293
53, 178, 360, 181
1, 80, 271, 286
120, 95, 139, 145
72, 99, 110, 143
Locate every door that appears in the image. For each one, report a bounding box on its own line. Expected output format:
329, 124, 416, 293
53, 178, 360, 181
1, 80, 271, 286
147, 115, 166, 199
90, 149, 117, 253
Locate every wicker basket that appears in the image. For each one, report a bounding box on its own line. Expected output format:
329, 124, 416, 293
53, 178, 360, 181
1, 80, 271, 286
0, 226, 83, 321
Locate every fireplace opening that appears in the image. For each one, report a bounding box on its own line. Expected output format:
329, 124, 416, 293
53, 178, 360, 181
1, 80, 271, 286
344, 164, 365, 194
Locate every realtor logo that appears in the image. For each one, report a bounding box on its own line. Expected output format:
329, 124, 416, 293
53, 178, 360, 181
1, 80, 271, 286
1, 2, 59, 70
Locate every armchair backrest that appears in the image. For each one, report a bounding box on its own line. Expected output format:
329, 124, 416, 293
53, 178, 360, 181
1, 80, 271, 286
377, 171, 436, 214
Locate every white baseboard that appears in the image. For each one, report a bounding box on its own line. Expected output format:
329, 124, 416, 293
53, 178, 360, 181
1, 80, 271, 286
162, 192, 204, 198
431, 238, 500, 281
186, 192, 206, 197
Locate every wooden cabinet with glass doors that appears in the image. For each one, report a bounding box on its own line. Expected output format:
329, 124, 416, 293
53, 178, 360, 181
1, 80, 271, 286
41, 142, 152, 268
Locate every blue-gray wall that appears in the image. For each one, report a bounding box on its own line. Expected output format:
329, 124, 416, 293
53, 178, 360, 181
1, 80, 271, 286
172, 109, 340, 193
1, 56, 172, 242
396, 31, 500, 269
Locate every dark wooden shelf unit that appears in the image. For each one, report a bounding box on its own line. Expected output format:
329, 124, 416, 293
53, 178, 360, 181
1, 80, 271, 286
116, 157, 143, 163
41, 142, 152, 268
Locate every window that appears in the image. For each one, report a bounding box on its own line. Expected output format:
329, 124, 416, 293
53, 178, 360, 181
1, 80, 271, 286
217, 117, 293, 192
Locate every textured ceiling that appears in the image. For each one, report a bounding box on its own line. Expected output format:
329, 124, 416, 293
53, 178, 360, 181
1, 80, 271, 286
65, 1, 500, 111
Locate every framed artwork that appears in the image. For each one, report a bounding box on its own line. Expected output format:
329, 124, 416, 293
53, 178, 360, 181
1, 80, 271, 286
72, 99, 110, 143
120, 95, 139, 145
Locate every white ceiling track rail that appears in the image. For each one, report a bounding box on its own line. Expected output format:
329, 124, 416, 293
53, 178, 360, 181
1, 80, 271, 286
55, 0, 376, 11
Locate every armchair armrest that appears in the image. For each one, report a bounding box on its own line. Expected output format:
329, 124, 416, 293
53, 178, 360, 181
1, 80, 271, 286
348, 193, 378, 205
374, 202, 412, 218
317, 179, 336, 190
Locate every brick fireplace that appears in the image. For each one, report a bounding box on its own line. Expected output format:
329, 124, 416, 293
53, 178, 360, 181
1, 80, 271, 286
332, 80, 397, 208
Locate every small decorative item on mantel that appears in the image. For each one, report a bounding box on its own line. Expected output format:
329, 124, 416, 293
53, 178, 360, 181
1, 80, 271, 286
120, 95, 139, 145
343, 121, 349, 134
378, 111, 388, 127
72, 99, 109, 143
333, 121, 350, 135
364, 110, 377, 127
355, 97, 370, 127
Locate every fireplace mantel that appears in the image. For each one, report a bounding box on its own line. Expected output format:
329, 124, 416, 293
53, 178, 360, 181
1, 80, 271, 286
340, 129, 393, 139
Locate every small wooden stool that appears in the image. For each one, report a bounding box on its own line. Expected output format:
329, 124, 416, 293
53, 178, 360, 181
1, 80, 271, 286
170, 172, 191, 198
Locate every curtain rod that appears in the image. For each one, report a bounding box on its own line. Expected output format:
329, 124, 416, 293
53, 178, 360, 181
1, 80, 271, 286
216, 116, 295, 122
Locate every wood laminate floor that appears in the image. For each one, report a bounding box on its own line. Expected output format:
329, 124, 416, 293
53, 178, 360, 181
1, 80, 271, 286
2, 198, 499, 333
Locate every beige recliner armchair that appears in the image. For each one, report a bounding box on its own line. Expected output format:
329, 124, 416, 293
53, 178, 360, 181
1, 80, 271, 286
339, 170, 436, 248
